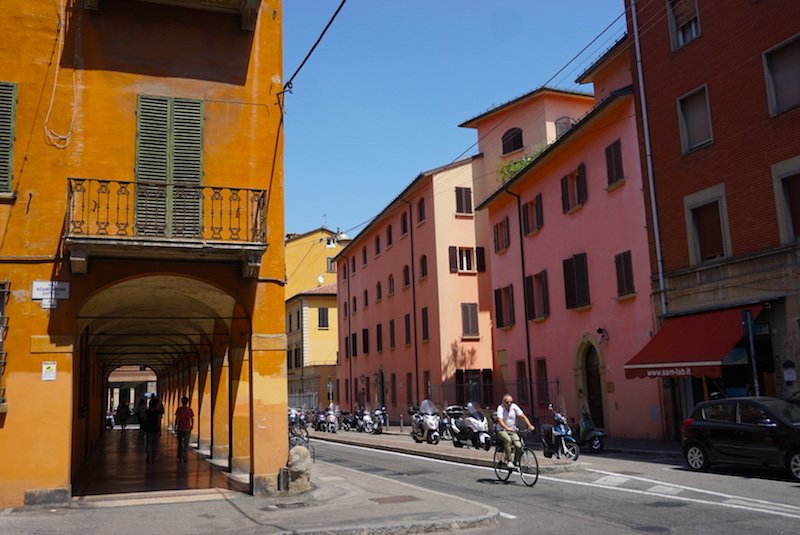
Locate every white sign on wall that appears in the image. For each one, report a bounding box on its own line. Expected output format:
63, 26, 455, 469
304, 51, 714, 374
32, 281, 70, 300
42, 361, 57, 381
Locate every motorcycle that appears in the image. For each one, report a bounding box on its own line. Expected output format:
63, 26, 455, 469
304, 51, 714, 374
409, 399, 441, 444
574, 406, 605, 453
372, 406, 387, 434
539, 403, 580, 461
340, 410, 356, 431
447, 402, 492, 450
356, 407, 374, 433
325, 404, 338, 433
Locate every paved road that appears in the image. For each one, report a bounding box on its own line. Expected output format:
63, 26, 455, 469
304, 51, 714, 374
314, 439, 800, 534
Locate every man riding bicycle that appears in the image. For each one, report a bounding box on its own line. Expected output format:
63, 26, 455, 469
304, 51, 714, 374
496, 394, 535, 468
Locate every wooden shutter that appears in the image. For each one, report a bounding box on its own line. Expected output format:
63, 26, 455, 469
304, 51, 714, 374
576, 163, 587, 205
449, 246, 458, 272
456, 187, 472, 214
503, 216, 510, 249
524, 275, 535, 320
351, 332, 357, 356
506, 285, 515, 325
494, 288, 504, 328
540, 271, 550, 316
561, 176, 569, 212
521, 202, 531, 235
171, 98, 203, 237
563, 257, 577, 309
535, 193, 544, 230
0, 83, 16, 192
135, 95, 170, 236
575, 252, 590, 306
493, 223, 499, 252
476, 247, 486, 272
671, 0, 697, 27
605, 144, 615, 186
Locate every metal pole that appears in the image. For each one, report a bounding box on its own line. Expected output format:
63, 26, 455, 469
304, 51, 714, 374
742, 309, 759, 396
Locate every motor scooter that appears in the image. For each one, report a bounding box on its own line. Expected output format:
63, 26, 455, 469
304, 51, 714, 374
539, 403, 580, 461
372, 406, 387, 434
409, 399, 441, 444
447, 402, 492, 450
574, 406, 605, 453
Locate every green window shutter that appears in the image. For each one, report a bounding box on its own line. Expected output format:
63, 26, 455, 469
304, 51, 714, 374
135, 95, 203, 238
0, 82, 17, 193
135, 95, 170, 236
170, 98, 203, 237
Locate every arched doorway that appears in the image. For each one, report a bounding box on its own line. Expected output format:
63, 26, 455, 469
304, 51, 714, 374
583, 345, 605, 428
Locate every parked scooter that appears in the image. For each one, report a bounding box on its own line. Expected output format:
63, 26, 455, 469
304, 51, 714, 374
372, 406, 387, 434
357, 407, 374, 433
409, 399, 441, 444
105, 410, 115, 429
447, 402, 492, 450
340, 410, 356, 431
325, 404, 338, 433
574, 406, 605, 453
539, 403, 579, 461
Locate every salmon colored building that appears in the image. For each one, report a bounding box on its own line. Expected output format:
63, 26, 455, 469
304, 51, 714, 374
336, 158, 494, 417
624, 1, 800, 434
0, 0, 287, 507
475, 38, 663, 438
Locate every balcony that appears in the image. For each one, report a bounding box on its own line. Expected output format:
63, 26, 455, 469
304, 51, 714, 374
84, 0, 263, 31
65, 178, 267, 278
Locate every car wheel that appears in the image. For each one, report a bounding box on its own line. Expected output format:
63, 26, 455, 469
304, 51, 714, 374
787, 450, 800, 481
684, 443, 709, 471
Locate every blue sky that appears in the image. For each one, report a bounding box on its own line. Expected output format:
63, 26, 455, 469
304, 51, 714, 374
282, 0, 627, 236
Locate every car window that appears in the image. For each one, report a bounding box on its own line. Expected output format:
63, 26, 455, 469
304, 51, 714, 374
702, 402, 736, 422
738, 403, 769, 424
762, 399, 800, 425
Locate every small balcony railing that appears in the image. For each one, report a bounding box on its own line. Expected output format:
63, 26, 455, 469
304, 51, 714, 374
66, 177, 266, 243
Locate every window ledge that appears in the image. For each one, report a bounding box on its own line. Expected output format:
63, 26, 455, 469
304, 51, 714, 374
525, 228, 541, 238
460, 335, 481, 342
401, 232, 409, 239
419, 274, 428, 281
0, 192, 16, 203
566, 204, 584, 215
684, 139, 713, 155
606, 178, 626, 193
569, 304, 592, 312
386, 243, 393, 250
416, 219, 426, 227
455, 212, 474, 220
615, 292, 637, 303
457, 270, 477, 276
532, 315, 548, 323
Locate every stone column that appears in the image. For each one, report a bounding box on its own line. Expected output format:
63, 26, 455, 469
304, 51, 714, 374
211, 355, 229, 462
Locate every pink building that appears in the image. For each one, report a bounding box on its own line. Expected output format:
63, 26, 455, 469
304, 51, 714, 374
474, 37, 663, 438
335, 158, 494, 418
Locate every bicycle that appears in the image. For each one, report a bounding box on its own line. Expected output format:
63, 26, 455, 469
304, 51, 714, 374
492, 428, 539, 487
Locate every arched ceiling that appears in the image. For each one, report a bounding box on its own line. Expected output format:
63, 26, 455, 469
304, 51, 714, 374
78, 275, 238, 376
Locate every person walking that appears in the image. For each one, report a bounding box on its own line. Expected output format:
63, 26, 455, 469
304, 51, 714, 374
144, 396, 164, 463
117, 400, 130, 432
495, 394, 534, 468
174, 396, 194, 463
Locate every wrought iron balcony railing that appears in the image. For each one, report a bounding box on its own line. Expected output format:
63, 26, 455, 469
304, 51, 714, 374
67, 177, 266, 243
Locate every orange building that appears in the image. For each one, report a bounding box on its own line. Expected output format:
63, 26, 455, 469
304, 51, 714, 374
0, 0, 286, 507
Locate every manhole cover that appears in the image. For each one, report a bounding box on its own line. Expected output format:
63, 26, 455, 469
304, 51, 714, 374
370, 495, 419, 505
273, 502, 310, 509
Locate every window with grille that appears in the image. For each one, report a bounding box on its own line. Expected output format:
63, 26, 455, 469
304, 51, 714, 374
555, 117, 576, 138
0, 82, 17, 193
764, 35, 800, 116
516, 361, 529, 403
561, 163, 587, 212
563, 253, 590, 309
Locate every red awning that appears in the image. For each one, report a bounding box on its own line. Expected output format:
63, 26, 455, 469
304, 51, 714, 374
624, 305, 762, 379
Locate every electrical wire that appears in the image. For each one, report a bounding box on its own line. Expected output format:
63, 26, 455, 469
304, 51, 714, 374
43, 0, 78, 149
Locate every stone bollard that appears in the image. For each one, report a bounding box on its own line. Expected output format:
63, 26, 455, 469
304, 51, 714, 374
287, 445, 313, 494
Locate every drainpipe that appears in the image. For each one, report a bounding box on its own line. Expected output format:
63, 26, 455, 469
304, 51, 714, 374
631, 0, 667, 316
402, 200, 421, 405
345, 256, 353, 412
505, 191, 535, 412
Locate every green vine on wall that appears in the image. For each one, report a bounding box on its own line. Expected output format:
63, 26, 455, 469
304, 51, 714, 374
496, 143, 549, 184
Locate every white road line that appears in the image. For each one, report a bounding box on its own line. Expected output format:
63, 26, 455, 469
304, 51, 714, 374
320, 441, 800, 520
594, 475, 629, 487
499, 512, 517, 519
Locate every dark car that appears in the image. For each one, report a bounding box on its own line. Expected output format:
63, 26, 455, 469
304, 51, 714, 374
681, 396, 800, 480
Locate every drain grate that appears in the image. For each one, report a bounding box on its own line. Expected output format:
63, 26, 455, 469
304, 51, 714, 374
273, 502, 310, 509
370, 495, 419, 505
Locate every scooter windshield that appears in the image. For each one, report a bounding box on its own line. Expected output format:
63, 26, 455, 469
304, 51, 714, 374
420, 399, 438, 415
466, 402, 484, 421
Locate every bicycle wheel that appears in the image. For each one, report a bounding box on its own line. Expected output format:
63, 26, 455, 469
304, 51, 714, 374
493, 448, 511, 482
518, 446, 539, 487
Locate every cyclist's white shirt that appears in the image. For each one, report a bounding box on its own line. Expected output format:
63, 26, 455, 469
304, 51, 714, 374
496, 402, 524, 432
